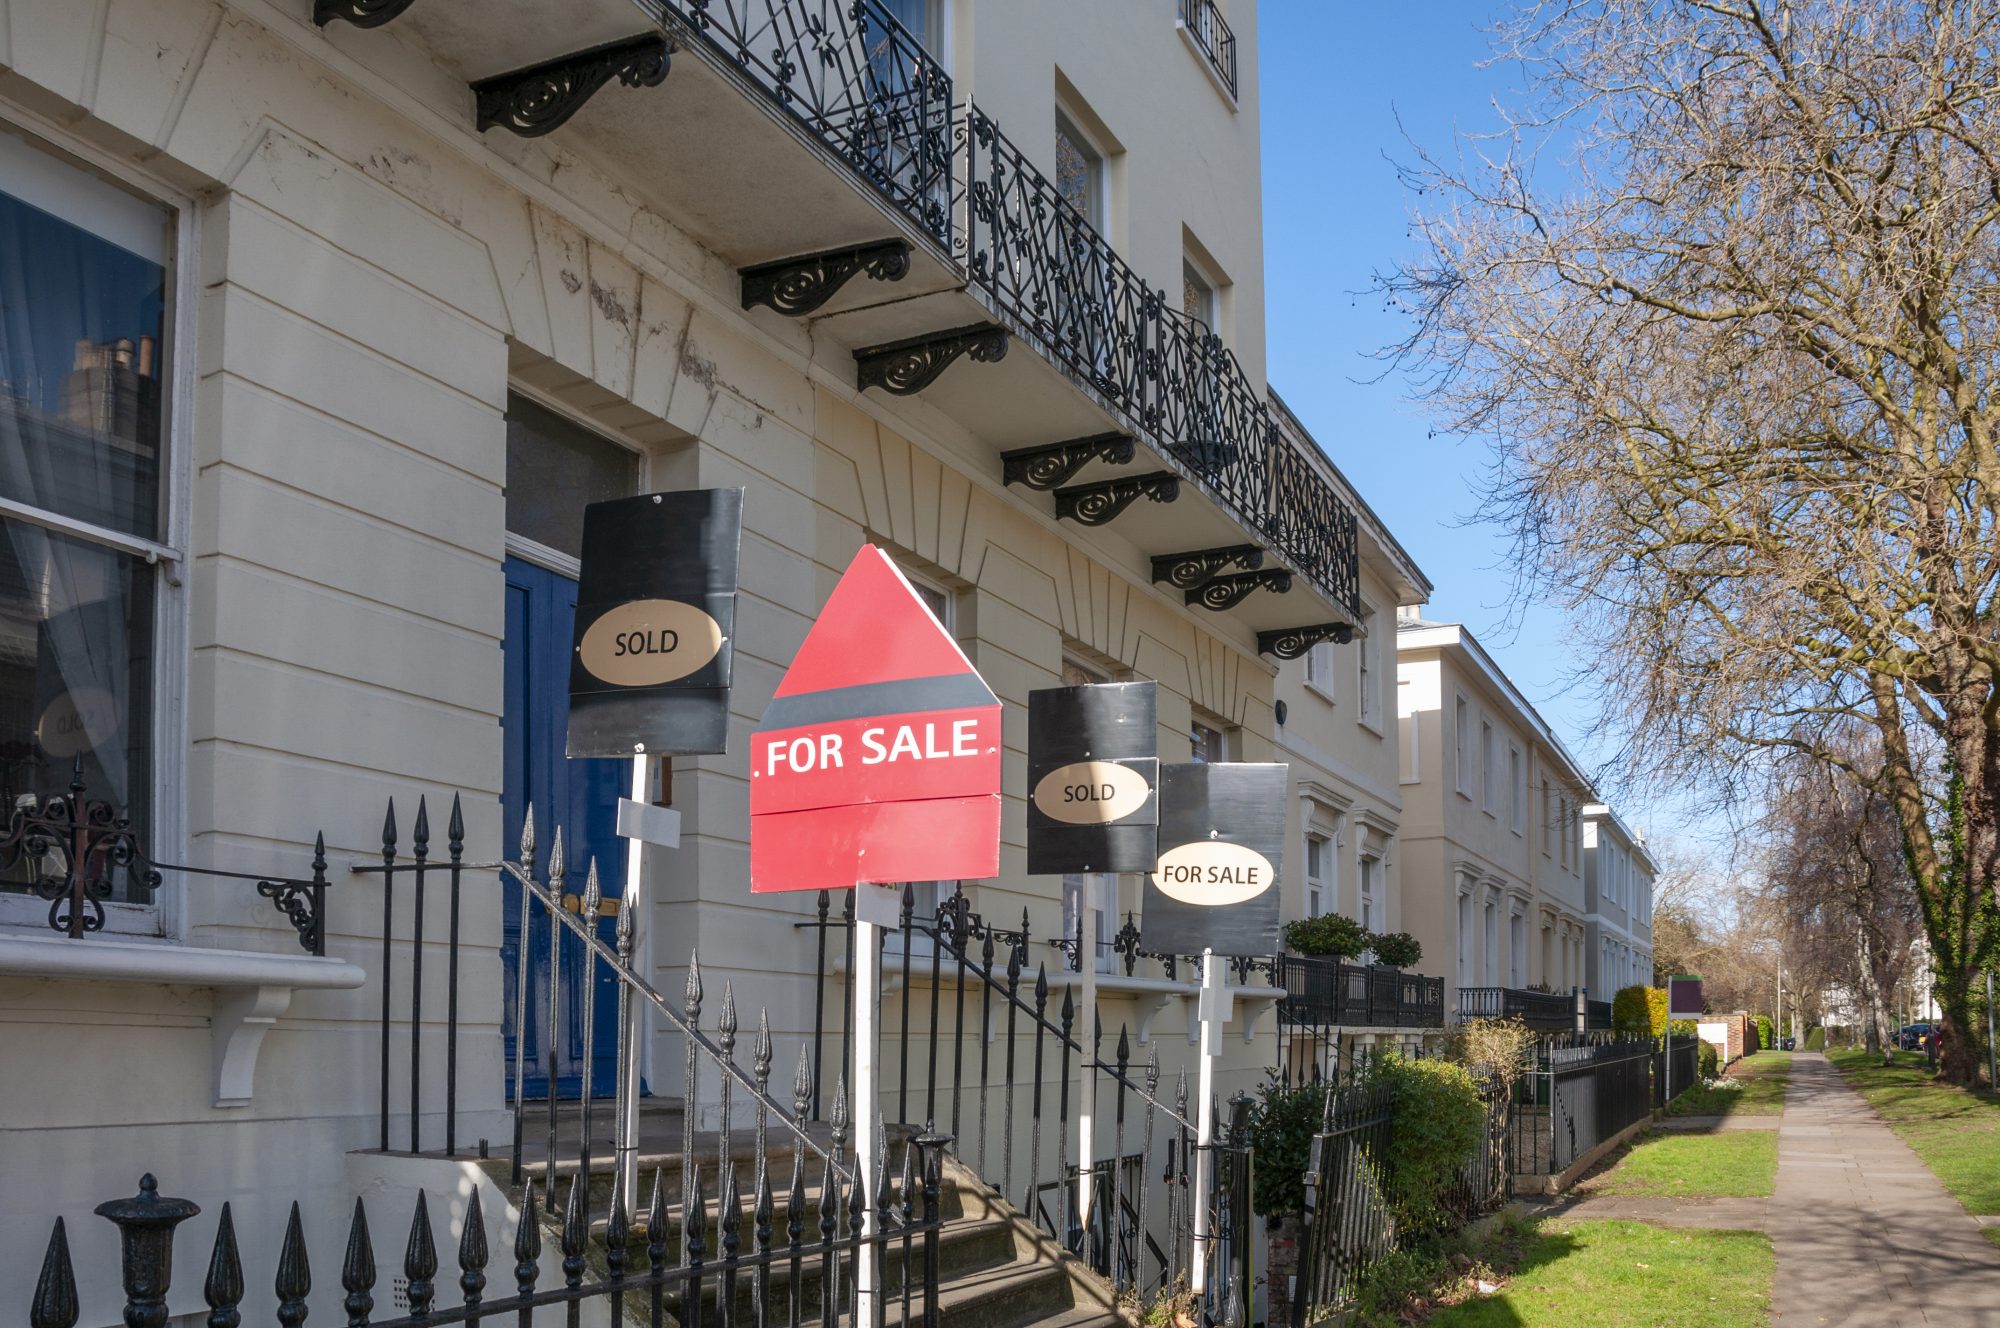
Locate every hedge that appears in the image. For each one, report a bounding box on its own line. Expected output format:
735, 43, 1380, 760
1805, 1026, 1826, 1051
1698, 1041, 1720, 1081
1755, 1014, 1774, 1050
1613, 985, 1665, 1038
1366, 1055, 1486, 1233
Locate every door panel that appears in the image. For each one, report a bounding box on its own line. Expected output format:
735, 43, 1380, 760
500, 555, 626, 1100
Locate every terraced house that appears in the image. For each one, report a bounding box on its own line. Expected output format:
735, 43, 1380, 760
0, 2, 1464, 1326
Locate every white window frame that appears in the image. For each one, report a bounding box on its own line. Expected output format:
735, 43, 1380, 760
1453, 694, 1471, 798
1303, 639, 1335, 701
1355, 603, 1380, 732
1508, 743, 1523, 835
1304, 832, 1328, 918
1358, 854, 1377, 932
0, 117, 194, 941
1054, 108, 1109, 231
1480, 721, 1496, 815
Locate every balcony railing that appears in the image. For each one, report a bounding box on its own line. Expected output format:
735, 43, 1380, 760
642, 0, 955, 244
959, 107, 1361, 615
642, 0, 1362, 619
1456, 986, 1615, 1032
1177, 0, 1238, 98
1274, 955, 1445, 1030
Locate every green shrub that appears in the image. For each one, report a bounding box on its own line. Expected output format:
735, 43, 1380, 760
1755, 1014, 1774, 1049
1283, 912, 1371, 959
1444, 1017, 1537, 1089
1669, 1017, 1698, 1038
1805, 1026, 1826, 1051
1245, 1073, 1324, 1216
1366, 1055, 1486, 1233
1612, 985, 1663, 1038
1698, 1041, 1720, 1081
1370, 931, 1423, 969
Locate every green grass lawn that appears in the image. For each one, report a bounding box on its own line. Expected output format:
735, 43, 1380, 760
1662, 1050, 1792, 1119
1581, 1129, 1778, 1198
1828, 1048, 2000, 1217
1424, 1219, 1774, 1327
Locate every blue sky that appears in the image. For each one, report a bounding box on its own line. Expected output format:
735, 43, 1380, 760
1259, 5, 1711, 855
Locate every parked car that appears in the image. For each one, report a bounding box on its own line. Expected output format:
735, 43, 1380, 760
1781, 1036, 1796, 1050
1896, 1023, 1935, 1051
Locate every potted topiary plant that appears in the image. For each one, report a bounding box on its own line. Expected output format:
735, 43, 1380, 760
1281, 912, 1372, 960
1369, 931, 1422, 970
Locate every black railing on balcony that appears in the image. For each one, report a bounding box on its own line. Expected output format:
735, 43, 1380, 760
642, 0, 955, 244
958, 107, 1361, 616
1456, 986, 1613, 1032
1177, 0, 1238, 98
642, 0, 1362, 619
1273, 955, 1446, 1031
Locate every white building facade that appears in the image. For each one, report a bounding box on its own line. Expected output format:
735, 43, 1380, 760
1582, 804, 1656, 997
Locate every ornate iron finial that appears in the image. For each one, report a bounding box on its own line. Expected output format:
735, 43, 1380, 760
402, 1193, 437, 1317
30, 1219, 78, 1328
560, 1173, 587, 1287
381, 799, 398, 855
274, 1203, 310, 1328
518, 804, 537, 870
686, 1166, 708, 1265
1146, 1046, 1160, 1094
457, 1194, 487, 1309
1116, 1025, 1131, 1074
548, 826, 566, 890
341, 1198, 375, 1327
513, 1181, 541, 1293
830, 1075, 849, 1160
753, 1009, 772, 1089
448, 793, 465, 859
685, 951, 704, 1021
719, 1164, 742, 1262
719, 981, 738, 1052
793, 1046, 814, 1120
412, 796, 431, 863
96, 1174, 201, 1328
645, 1170, 668, 1269
581, 858, 602, 922
203, 1204, 243, 1328
605, 1176, 630, 1282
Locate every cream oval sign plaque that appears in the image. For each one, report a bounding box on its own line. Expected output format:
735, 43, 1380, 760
1031, 760, 1151, 825
578, 600, 726, 687
1151, 840, 1275, 907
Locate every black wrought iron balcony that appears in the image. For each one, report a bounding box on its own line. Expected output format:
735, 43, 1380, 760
957, 107, 1362, 618
640, 0, 954, 245
1178, 0, 1239, 98
1274, 954, 1445, 1030
1456, 985, 1616, 1032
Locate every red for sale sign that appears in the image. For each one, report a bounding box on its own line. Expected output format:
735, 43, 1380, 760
748, 544, 1002, 892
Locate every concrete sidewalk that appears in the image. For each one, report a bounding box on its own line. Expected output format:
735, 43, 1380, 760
1771, 1053, 2000, 1327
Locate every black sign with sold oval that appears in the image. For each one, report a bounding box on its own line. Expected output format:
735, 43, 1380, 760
1026, 681, 1159, 875
568, 488, 742, 757
1141, 762, 1288, 958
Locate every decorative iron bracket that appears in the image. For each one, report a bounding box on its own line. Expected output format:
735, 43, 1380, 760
473, 34, 670, 138
1256, 622, 1356, 659
741, 240, 912, 316
855, 323, 1008, 395
313, 0, 417, 26
1151, 544, 1264, 593
1053, 472, 1180, 526
1187, 567, 1292, 610
1001, 433, 1134, 491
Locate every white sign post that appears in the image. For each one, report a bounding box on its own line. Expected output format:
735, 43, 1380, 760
612, 754, 683, 1216
1076, 889, 1103, 1235
1189, 946, 1228, 1296
852, 882, 899, 1328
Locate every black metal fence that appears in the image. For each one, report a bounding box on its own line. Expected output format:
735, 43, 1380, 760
1655, 1038, 1699, 1107
1292, 1081, 1396, 1323
31, 1149, 948, 1328
1513, 1041, 1656, 1176
797, 886, 1257, 1323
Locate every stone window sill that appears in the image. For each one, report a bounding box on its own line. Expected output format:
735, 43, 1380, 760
0, 932, 365, 1107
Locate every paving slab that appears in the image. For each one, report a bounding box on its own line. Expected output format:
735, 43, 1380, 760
1771, 1053, 2000, 1328
1655, 1114, 1782, 1132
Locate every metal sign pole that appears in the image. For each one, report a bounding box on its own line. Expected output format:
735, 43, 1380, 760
853, 883, 897, 1328
1077, 890, 1101, 1239
617, 754, 649, 1213
1190, 947, 1224, 1296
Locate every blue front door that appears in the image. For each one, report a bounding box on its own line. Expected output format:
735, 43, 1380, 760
500, 554, 625, 1100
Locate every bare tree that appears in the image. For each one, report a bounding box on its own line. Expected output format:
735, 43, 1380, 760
1383, 0, 2000, 1080
1760, 747, 1920, 1062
